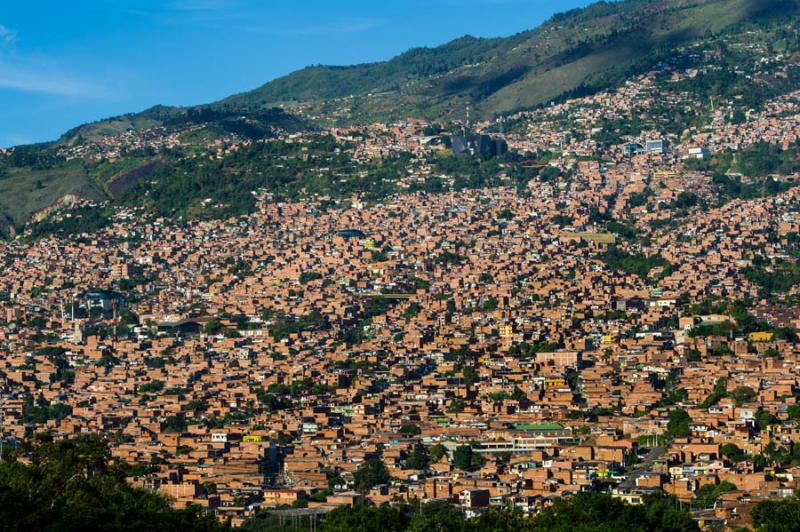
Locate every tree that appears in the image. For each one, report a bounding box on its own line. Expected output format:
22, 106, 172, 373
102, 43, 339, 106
399, 424, 421, 436
407, 500, 466, 532
429, 444, 446, 462
353, 459, 390, 493
318, 500, 527, 532
666, 408, 692, 438
163, 415, 188, 433
470, 507, 533, 530
511, 387, 528, 402
751, 498, 800, 532
731, 386, 757, 406
405, 445, 429, 470
755, 409, 779, 430
462, 366, 478, 387
452, 445, 473, 470
204, 319, 223, 334
602, 245, 671, 282
451, 445, 484, 471
532, 492, 698, 531
321, 504, 408, 532
260, 494, 704, 532
701, 379, 728, 408
139, 380, 165, 393
299, 271, 322, 285
447, 399, 465, 413
720, 443, 746, 463
0, 435, 224, 531
694, 481, 737, 508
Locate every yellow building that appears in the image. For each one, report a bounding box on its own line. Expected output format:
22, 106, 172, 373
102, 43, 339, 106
601, 334, 617, 345
748, 332, 775, 343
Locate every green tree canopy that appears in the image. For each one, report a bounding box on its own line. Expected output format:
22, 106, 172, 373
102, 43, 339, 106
353, 458, 391, 493
693, 481, 737, 509
532, 492, 699, 532
666, 408, 692, 438
731, 386, 757, 406
321, 504, 408, 532
399, 424, 421, 436
405, 445, 430, 471
429, 444, 447, 462
452, 445, 484, 470
751, 498, 800, 532
0, 434, 223, 531
720, 443, 746, 463
312, 493, 699, 532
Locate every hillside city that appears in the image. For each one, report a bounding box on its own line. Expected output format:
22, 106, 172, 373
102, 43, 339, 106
4, 4, 800, 532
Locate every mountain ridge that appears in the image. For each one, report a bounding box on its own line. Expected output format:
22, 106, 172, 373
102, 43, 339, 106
207, 0, 798, 124
35, 0, 797, 146
2, 0, 800, 233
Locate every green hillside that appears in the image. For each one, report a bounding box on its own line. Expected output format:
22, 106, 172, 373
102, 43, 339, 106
3, 0, 800, 235
44, 0, 800, 139
57, 106, 307, 146
35, 0, 800, 143
212, 0, 799, 123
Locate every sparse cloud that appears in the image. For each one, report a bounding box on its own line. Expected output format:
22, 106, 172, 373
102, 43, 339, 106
0, 58, 109, 98
0, 24, 17, 45
0, 24, 111, 98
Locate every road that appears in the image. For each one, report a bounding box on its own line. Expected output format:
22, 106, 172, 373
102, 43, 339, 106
618, 444, 667, 490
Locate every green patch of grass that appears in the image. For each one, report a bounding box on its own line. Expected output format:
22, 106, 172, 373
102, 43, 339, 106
0, 161, 105, 226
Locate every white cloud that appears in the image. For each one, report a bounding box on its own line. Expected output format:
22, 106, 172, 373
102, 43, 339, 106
0, 24, 16, 45
0, 59, 109, 98
0, 24, 109, 98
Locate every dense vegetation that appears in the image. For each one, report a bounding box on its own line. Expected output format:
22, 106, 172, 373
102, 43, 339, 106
3, 434, 798, 531
601, 246, 672, 281
118, 136, 410, 221
241, 492, 698, 532
0, 434, 224, 531
4, 1, 800, 236
216, 0, 797, 122
686, 143, 800, 201
750, 497, 800, 531
745, 258, 800, 297
25, 205, 114, 239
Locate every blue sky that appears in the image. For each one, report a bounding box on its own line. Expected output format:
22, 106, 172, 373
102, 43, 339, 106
0, 0, 595, 147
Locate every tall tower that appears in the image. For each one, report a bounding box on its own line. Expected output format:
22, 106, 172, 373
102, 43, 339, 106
73, 321, 83, 344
